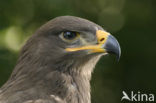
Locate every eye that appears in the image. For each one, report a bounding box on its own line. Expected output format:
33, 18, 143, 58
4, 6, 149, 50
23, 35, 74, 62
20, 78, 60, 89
60, 31, 80, 42
63, 31, 79, 40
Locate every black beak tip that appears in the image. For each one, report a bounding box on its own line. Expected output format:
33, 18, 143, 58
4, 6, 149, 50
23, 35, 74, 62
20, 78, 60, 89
104, 35, 121, 61
107, 49, 121, 62
116, 47, 121, 62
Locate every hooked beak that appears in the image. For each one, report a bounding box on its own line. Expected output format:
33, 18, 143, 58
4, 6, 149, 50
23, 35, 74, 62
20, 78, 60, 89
65, 30, 121, 60
102, 33, 121, 61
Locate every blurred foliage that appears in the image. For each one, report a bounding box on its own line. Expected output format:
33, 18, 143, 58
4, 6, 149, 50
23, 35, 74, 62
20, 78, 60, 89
0, 0, 156, 103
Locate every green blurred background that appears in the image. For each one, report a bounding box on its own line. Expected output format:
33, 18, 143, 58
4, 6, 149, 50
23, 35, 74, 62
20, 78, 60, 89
0, 0, 156, 103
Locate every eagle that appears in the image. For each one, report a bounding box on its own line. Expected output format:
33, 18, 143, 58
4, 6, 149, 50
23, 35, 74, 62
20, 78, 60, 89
0, 16, 121, 103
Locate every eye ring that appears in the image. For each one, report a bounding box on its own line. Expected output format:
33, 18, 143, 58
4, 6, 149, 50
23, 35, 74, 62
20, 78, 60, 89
60, 31, 80, 42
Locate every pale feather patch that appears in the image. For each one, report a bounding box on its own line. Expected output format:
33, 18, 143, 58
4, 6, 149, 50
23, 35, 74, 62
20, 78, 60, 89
80, 55, 102, 79
23, 100, 33, 103
67, 83, 77, 92
50, 95, 64, 102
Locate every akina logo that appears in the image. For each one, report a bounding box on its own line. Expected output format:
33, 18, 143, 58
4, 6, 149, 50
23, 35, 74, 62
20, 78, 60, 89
121, 91, 154, 102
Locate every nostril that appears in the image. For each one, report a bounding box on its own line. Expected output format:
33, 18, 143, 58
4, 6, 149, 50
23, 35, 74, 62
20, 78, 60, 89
100, 38, 105, 42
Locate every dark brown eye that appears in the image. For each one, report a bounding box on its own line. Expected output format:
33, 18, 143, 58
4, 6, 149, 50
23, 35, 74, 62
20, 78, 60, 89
63, 31, 78, 40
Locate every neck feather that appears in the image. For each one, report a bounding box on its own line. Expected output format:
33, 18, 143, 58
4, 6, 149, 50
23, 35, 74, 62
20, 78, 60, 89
1, 53, 101, 103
